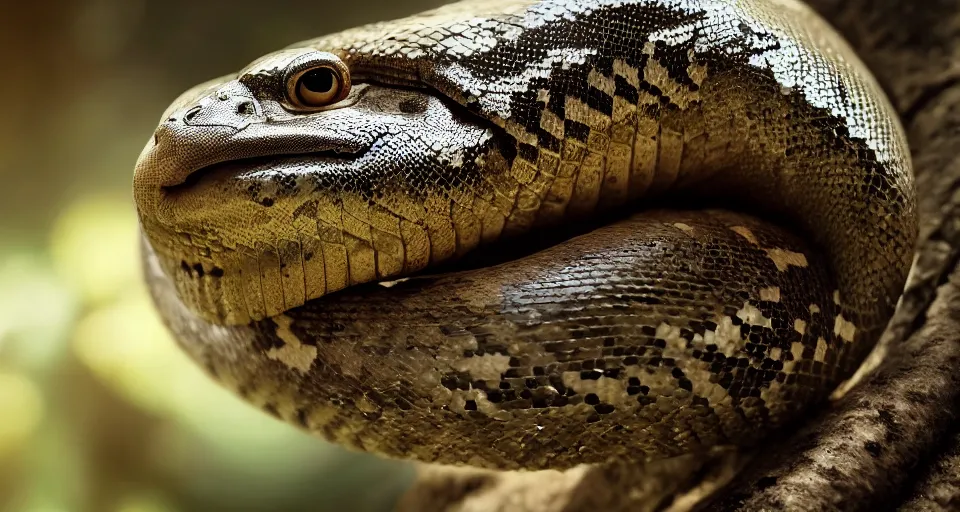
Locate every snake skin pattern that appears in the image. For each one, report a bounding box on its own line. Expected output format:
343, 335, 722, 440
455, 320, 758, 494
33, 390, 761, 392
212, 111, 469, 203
134, 0, 917, 469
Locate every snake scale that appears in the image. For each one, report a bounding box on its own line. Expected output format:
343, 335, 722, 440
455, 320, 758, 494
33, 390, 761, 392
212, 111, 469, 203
133, 0, 917, 470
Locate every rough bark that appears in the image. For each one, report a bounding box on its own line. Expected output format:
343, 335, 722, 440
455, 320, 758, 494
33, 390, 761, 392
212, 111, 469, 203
901, 427, 960, 511
396, 1, 960, 509
397, 451, 745, 512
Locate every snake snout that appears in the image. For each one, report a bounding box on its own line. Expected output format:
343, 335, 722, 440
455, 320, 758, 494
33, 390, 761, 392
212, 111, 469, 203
136, 81, 366, 198
174, 82, 263, 130
135, 81, 264, 212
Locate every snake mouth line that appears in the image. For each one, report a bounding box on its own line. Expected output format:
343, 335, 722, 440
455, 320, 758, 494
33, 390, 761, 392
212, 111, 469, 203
160, 147, 368, 196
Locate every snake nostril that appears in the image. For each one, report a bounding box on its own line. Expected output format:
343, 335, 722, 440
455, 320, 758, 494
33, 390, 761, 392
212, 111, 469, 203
237, 100, 256, 116
183, 106, 202, 123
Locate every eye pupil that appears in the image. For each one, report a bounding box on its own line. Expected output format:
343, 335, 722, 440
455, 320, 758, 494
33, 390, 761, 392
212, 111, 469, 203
286, 53, 350, 109
300, 68, 335, 93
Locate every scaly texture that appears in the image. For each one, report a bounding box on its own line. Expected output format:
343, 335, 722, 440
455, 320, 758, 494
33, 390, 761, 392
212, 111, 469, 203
133, 0, 916, 471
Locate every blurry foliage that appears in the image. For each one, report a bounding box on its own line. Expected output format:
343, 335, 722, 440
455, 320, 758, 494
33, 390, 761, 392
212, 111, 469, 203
0, 0, 452, 510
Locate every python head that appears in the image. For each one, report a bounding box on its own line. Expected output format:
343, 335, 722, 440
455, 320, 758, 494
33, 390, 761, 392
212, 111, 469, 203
134, 47, 515, 325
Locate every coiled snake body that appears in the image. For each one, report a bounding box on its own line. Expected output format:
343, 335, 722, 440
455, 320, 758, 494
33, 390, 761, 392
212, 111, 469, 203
134, 0, 917, 469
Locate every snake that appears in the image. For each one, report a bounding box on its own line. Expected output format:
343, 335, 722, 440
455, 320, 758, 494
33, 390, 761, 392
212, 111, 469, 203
133, 0, 917, 471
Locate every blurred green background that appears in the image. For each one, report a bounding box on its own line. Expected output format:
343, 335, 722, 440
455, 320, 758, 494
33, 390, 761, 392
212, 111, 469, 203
0, 1, 447, 510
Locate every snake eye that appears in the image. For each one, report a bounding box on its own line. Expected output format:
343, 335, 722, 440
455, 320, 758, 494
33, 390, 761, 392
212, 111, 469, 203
286, 55, 351, 109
